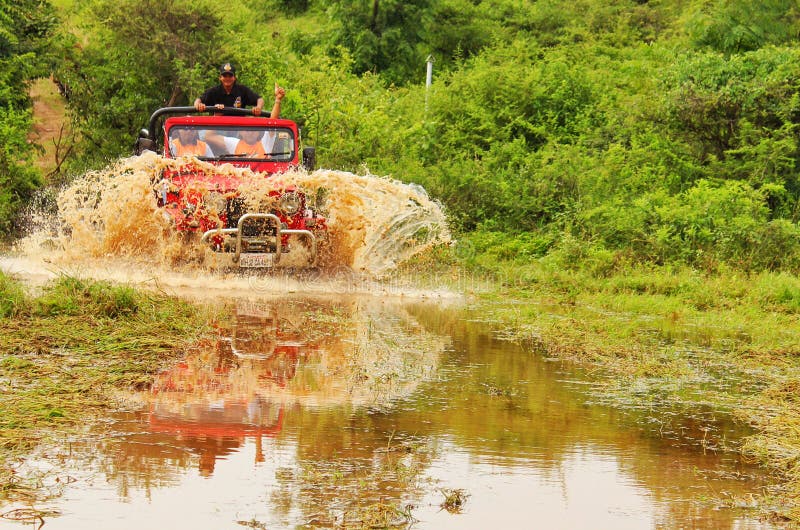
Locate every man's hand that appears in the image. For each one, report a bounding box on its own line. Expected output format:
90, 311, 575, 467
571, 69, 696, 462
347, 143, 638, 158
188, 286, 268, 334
194, 99, 206, 111
275, 82, 285, 102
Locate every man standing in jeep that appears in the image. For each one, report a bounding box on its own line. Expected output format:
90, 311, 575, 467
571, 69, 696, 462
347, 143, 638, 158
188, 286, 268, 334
194, 63, 285, 118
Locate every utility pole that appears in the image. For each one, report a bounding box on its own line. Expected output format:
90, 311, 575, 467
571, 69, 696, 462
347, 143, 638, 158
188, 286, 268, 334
425, 55, 434, 114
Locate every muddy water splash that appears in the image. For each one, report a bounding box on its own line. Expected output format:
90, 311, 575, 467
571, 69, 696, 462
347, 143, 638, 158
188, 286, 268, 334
18, 152, 450, 277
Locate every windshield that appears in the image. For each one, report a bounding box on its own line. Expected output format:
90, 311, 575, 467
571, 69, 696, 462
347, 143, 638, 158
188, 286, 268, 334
167, 125, 295, 161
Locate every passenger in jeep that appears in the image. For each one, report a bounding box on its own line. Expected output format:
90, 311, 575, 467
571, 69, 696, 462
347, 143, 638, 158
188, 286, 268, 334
170, 128, 212, 157
204, 129, 277, 158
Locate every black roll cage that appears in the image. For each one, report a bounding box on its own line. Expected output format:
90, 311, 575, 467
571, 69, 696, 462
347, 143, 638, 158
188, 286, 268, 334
136, 107, 269, 153
134, 106, 314, 171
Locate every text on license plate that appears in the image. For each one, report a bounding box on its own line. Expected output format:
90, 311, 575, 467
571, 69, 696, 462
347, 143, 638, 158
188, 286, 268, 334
238, 253, 275, 268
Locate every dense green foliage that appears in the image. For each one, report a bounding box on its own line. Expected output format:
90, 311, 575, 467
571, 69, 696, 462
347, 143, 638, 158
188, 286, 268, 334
53, 0, 222, 169
327, 0, 431, 85
0, 0, 56, 235
6, 0, 800, 272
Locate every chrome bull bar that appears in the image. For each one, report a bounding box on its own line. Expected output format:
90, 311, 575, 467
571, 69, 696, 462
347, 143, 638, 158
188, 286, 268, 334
200, 213, 317, 267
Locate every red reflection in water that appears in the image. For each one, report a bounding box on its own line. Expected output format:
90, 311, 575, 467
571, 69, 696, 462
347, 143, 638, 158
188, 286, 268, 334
144, 303, 314, 475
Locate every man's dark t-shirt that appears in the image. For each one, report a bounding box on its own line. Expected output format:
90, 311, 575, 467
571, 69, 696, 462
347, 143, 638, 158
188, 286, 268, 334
199, 83, 261, 108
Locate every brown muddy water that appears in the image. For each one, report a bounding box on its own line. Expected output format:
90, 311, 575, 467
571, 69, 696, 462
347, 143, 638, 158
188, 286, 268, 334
0, 295, 778, 529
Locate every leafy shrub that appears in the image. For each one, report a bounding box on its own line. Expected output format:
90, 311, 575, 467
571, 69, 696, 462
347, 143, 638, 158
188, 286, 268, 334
576, 179, 800, 270
660, 47, 800, 195
0, 0, 54, 237
540, 234, 623, 278
687, 0, 798, 54
462, 230, 555, 263
0, 107, 42, 235
53, 0, 222, 169
326, 0, 431, 86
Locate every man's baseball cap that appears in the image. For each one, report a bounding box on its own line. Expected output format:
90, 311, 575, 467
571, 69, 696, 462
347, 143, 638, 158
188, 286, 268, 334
219, 63, 236, 75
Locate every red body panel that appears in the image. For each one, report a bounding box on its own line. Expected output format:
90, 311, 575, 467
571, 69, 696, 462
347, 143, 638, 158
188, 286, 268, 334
156, 114, 327, 246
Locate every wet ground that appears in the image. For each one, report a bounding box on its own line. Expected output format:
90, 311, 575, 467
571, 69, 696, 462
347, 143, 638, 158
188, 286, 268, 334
0, 294, 778, 529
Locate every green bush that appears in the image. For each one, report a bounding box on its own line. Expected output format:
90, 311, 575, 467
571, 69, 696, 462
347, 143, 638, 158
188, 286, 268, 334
575, 179, 800, 270
53, 0, 222, 169
660, 48, 800, 193
687, 0, 798, 54
0, 0, 54, 237
0, 107, 42, 235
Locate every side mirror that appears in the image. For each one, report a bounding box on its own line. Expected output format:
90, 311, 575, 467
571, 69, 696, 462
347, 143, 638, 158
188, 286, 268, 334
134, 137, 157, 155
302, 146, 316, 171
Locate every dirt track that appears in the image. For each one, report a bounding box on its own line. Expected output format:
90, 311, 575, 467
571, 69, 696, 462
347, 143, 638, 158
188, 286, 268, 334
28, 77, 70, 179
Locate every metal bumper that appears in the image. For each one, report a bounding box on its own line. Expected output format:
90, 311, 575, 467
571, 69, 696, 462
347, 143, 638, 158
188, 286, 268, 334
200, 213, 317, 267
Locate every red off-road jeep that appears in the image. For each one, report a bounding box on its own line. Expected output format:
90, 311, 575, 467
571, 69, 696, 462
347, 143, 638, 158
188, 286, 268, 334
134, 106, 326, 268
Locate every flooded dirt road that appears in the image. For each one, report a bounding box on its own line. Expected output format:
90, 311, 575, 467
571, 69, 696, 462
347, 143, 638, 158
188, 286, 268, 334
0, 295, 776, 529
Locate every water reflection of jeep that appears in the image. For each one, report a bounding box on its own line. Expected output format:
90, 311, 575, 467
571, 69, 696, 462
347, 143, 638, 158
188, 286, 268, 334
134, 107, 326, 268
147, 303, 308, 437
144, 304, 312, 472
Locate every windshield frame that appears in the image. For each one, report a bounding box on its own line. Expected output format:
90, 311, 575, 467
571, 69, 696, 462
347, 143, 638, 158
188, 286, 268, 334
167, 124, 297, 162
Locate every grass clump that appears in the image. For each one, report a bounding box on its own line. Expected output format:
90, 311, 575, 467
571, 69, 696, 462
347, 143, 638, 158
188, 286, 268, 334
341, 502, 417, 529
439, 488, 469, 513
32, 276, 140, 317
0, 271, 28, 318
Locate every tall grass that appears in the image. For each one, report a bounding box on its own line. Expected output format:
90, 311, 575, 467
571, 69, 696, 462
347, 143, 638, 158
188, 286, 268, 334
0, 271, 27, 318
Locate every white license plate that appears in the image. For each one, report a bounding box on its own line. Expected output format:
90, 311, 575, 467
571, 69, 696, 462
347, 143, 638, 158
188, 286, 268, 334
238, 253, 275, 268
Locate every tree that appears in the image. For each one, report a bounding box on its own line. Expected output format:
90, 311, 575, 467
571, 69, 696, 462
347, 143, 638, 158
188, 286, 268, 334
55, 0, 222, 167
687, 0, 799, 54
0, 0, 56, 236
328, 0, 431, 85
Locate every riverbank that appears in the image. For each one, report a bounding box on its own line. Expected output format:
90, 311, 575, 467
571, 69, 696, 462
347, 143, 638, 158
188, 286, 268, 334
400, 243, 800, 523
0, 272, 219, 504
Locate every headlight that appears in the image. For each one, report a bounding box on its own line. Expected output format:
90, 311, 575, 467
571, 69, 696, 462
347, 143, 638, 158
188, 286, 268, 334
206, 192, 227, 215
278, 191, 301, 215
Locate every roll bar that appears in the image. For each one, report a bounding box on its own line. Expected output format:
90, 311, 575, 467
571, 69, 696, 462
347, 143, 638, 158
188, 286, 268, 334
135, 106, 273, 155
145, 106, 270, 140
